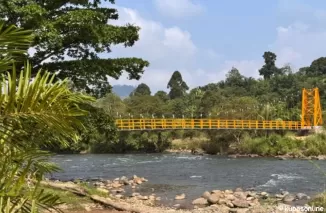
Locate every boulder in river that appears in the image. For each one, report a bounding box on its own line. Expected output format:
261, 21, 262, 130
281, 191, 289, 196
175, 193, 186, 200
192, 197, 208, 206
211, 189, 222, 194
225, 194, 236, 201
131, 192, 140, 197
235, 187, 243, 192
232, 199, 249, 208
234, 191, 247, 200
296, 192, 308, 200
119, 176, 129, 185
202, 191, 211, 199
111, 182, 122, 188
207, 193, 221, 204
283, 194, 296, 202
275, 194, 284, 199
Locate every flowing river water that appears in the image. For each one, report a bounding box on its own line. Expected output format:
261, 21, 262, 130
51, 153, 326, 207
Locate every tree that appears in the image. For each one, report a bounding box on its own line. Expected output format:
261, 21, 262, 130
185, 88, 205, 117
96, 93, 126, 116
154, 90, 169, 102
0, 0, 150, 97
225, 67, 244, 87
258, 51, 280, 79
306, 57, 326, 76
125, 95, 165, 117
167, 71, 189, 99
130, 83, 151, 96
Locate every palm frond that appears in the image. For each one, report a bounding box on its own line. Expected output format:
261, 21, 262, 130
0, 61, 95, 147
0, 61, 94, 212
0, 21, 34, 72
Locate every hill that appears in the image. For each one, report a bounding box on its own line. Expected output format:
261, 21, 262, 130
112, 85, 136, 98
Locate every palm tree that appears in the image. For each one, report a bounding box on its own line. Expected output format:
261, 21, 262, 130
0, 21, 94, 212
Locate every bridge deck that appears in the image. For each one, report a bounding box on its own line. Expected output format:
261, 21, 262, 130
115, 119, 303, 131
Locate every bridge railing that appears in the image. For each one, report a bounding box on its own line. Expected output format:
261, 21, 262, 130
115, 119, 302, 131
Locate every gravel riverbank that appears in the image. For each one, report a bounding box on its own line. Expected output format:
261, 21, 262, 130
49, 175, 320, 213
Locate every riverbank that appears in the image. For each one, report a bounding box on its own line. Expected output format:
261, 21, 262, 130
165, 149, 326, 161
46, 175, 323, 213
167, 133, 326, 160
51, 153, 326, 204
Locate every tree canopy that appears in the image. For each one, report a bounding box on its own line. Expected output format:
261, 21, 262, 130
258, 51, 280, 79
167, 70, 189, 99
130, 83, 151, 96
0, 0, 149, 97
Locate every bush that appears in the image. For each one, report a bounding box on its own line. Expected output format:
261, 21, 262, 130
171, 137, 207, 150
201, 141, 220, 154
238, 133, 302, 156
304, 134, 326, 156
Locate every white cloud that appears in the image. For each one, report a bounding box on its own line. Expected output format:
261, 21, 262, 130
110, 7, 196, 62
269, 22, 326, 70
107, 7, 202, 92
154, 0, 203, 18
271, 1, 326, 69
163, 27, 196, 55
108, 6, 264, 92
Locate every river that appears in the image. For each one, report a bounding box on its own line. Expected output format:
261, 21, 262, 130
51, 153, 326, 207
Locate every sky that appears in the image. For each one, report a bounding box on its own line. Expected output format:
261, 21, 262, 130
103, 0, 326, 93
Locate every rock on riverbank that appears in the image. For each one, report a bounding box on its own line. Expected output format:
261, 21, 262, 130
189, 188, 312, 213
48, 175, 317, 213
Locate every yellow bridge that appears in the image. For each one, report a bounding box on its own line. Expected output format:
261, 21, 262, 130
115, 88, 323, 131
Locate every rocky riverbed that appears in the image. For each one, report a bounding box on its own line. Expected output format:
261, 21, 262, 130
49, 175, 321, 213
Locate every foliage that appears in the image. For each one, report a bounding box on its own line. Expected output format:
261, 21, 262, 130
154, 90, 169, 102
0, 64, 93, 212
130, 83, 151, 96
0, 0, 149, 97
0, 19, 94, 212
0, 22, 33, 71
61, 49, 326, 155
238, 134, 303, 156
258, 51, 281, 79
167, 70, 189, 99
308, 193, 326, 210
238, 133, 326, 157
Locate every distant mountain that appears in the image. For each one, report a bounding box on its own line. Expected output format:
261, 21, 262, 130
112, 85, 136, 97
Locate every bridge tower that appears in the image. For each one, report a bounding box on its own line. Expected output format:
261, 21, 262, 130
301, 88, 323, 129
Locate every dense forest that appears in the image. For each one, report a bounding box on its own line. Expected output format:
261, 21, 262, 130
52, 51, 326, 156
